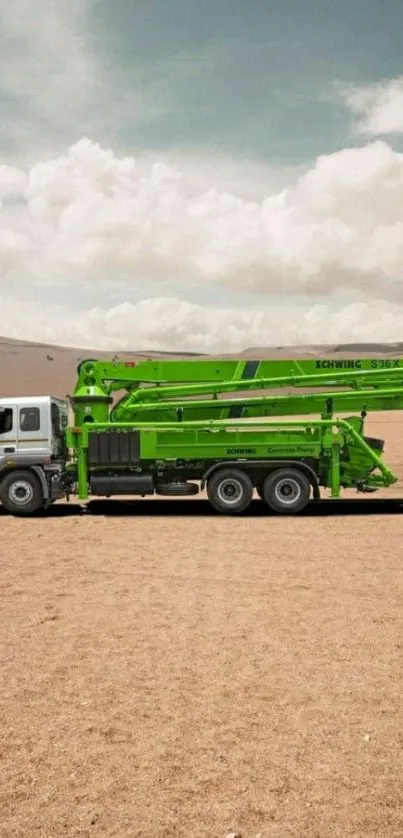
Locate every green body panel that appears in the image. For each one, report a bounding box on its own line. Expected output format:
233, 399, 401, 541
139, 424, 322, 461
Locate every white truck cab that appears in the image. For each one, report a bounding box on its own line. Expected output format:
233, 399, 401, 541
0, 396, 69, 514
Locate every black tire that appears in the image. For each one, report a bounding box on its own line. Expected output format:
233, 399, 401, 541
155, 482, 199, 496
0, 469, 44, 516
262, 468, 311, 514
207, 468, 253, 514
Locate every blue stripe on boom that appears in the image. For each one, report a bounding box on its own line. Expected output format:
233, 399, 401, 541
228, 360, 260, 418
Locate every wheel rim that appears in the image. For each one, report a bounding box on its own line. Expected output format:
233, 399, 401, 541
217, 478, 244, 505
273, 477, 302, 505
9, 481, 34, 507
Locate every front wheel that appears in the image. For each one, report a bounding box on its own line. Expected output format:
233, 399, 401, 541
262, 468, 311, 514
0, 470, 44, 516
207, 468, 253, 514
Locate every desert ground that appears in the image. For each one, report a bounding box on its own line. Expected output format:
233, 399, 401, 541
2, 340, 403, 837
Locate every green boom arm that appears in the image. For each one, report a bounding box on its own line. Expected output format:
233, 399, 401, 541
71, 356, 403, 426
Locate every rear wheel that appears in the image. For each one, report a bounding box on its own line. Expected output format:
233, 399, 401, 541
0, 470, 44, 516
207, 468, 253, 514
262, 468, 311, 514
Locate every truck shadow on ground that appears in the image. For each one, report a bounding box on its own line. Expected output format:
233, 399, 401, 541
3, 498, 403, 518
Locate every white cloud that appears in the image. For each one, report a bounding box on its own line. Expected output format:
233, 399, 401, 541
0, 0, 103, 163
1, 293, 403, 353
338, 76, 403, 136
1, 135, 403, 350
0, 137, 402, 296
0, 0, 92, 92
0, 0, 182, 166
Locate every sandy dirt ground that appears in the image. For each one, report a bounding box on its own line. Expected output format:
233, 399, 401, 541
2, 411, 403, 838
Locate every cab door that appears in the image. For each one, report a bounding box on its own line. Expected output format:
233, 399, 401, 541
17, 404, 50, 459
0, 404, 17, 469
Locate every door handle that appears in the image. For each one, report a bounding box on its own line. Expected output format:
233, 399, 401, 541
4, 447, 15, 453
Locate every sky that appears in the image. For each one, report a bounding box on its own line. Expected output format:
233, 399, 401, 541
1, 0, 403, 351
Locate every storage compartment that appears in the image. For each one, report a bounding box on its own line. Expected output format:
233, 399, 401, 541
88, 430, 141, 465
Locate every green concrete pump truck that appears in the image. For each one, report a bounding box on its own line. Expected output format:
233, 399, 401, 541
1, 355, 403, 516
